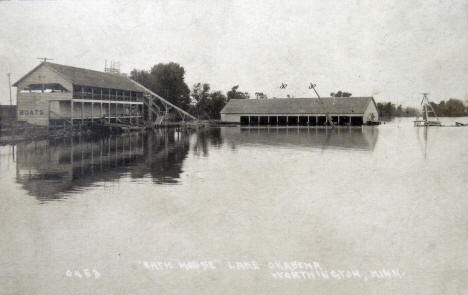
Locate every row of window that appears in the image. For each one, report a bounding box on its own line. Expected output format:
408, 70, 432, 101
20, 83, 68, 93
72, 85, 143, 98
19, 84, 144, 103
240, 116, 364, 126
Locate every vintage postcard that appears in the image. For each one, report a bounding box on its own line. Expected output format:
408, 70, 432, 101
1, 0, 467, 294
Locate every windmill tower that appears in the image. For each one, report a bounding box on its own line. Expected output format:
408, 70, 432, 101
414, 93, 441, 126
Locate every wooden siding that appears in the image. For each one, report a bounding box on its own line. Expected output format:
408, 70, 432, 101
15, 64, 73, 93
363, 99, 379, 122
16, 65, 72, 126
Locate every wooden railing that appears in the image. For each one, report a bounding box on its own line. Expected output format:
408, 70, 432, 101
72, 92, 142, 102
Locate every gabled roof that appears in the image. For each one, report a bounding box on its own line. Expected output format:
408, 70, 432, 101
220, 97, 374, 114
13, 62, 145, 92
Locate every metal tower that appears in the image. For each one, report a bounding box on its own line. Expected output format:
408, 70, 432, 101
414, 93, 441, 127
309, 83, 334, 127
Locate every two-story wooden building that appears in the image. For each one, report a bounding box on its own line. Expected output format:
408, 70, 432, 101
13, 62, 146, 127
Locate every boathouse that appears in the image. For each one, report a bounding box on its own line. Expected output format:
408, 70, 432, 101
13, 62, 146, 127
220, 97, 379, 126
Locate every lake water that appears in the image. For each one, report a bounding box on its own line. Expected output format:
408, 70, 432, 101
1, 118, 467, 295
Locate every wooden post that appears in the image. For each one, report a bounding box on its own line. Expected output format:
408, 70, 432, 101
115, 137, 118, 165
99, 138, 103, 171
100, 88, 103, 123
48, 101, 51, 128
108, 88, 111, 123
91, 138, 95, 175
81, 102, 84, 126
140, 104, 143, 125
349, 116, 352, 126
70, 136, 74, 165
71, 100, 74, 129
150, 98, 153, 124
91, 102, 94, 125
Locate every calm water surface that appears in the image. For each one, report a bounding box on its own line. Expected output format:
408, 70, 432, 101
1, 118, 467, 294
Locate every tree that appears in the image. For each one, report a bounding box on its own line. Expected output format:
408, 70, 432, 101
130, 62, 191, 110
404, 106, 419, 116
255, 92, 268, 99
377, 102, 396, 117
191, 83, 210, 104
191, 83, 211, 117
438, 100, 447, 115
227, 85, 249, 100
445, 98, 465, 116
190, 83, 227, 120
396, 104, 403, 115
430, 98, 465, 116
377, 101, 420, 117
207, 91, 227, 119
330, 91, 352, 97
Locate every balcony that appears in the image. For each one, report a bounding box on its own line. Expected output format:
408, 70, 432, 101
72, 91, 141, 102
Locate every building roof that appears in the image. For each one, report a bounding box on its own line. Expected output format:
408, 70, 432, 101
220, 97, 375, 115
13, 62, 145, 92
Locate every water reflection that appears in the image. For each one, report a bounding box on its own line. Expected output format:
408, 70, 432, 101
222, 126, 379, 151
15, 129, 192, 202
140, 129, 191, 184
193, 128, 224, 156
13, 126, 378, 202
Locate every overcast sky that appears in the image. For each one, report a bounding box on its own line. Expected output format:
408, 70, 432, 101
1, 0, 467, 106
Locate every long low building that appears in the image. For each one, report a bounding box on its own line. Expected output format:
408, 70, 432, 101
220, 97, 379, 126
13, 62, 146, 126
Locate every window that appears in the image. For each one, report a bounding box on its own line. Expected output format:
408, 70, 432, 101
20, 83, 68, 93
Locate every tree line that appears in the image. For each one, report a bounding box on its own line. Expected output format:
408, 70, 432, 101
376, 102, 419, 117
130, 62, 467, 120
430, 99, 466, 116
130, 62, 252, 120
377, 99, 467, 117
